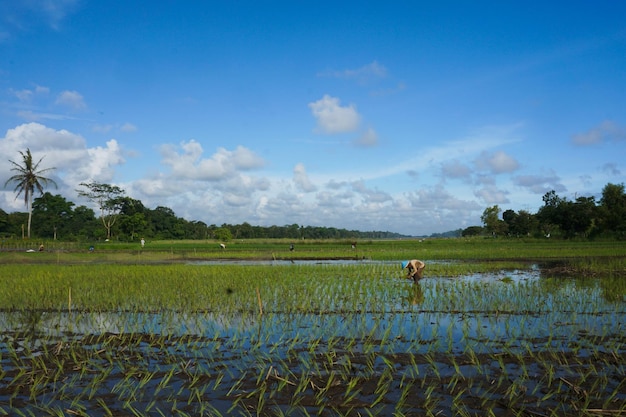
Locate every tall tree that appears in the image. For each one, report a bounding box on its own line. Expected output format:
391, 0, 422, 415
4, 148, 57, 238
481, 205, 507, 236
76, 181, 126, 239
32, 193, 75, 240
599, 183, 626, 236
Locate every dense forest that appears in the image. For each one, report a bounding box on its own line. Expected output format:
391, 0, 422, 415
466, 182, 626, 240
0, 181, 624, 242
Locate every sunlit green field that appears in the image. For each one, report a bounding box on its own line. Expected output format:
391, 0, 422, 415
2, 236, 625, 262
0, 238, 625, 416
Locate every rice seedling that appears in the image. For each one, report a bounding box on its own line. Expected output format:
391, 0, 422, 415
0, 239, 624, 415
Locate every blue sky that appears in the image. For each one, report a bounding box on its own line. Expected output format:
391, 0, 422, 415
1, 1, 625, 235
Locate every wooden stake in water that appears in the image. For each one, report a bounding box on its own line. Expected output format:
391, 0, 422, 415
68, 287, 72, 313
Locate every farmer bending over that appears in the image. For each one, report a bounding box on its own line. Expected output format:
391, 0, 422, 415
401, 260, 425, 282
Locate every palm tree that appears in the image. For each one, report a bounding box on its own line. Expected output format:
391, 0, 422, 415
4, 148, 57, 238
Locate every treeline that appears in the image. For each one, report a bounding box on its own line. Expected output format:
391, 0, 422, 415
465, 182, 626, 239
0, 191, 406, 241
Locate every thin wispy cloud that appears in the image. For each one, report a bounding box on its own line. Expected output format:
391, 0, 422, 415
318, 61, 387, 81
354, 127, 378, 147
1, 0, 80, 35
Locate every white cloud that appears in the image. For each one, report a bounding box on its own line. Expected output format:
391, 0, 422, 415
351, 180, 391, 203
0, 120, 555, 236
6, 85, 79, 121
55, 90, 86, 111
0, 123, 126, 210
571, 120, 626, 145
475, 150, 520, 174
12, 89, 33, 102
1, 0, 79, 33
395, 185, 482, 234
474, 185, 510, 205
17, 110, 76, 121
10, 85, 49, 102
318, 61, 387, 81
92, 122, 138, 134
120, 122, 137, 132
160, 140, 265, 181
441, 160, 472, 179
92, 124, 113, 133
79, 139, 125, 182
293, 163, 317, 192
512, 170, 566, 194
309, 95, 361, 134
1, 122, 83, 154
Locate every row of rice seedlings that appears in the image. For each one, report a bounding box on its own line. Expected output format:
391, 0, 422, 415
1, 309, 624, 415
1, 261, 625, 414
1, 260, 623, 312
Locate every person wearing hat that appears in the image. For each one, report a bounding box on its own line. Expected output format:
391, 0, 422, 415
401, 259, 425, 282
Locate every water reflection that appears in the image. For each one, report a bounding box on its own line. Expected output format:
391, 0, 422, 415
1, 269, 624, 356
403, 281, 425, 306
2, 267, 624, 416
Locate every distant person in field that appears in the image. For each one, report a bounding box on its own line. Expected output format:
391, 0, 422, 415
401, 260, 425, 282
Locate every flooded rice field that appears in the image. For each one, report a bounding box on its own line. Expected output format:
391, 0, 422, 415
1, 265, 625, 416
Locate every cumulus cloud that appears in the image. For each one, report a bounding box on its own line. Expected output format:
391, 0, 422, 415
160, 140, 265, 181
474, 185, 510, 205
571, 120, 626, 145
84, 140, 125, 179
0, 123, 126, 211
351, 180, 391, 203
399, 185, 481, 233
512, 170, 566, 194
474, 150, 520, 174
1, 122, 82, 151
293, 163, 317, 192
309, 95, 361, 134
55, 90, 87, 111
0, 120, 493, 236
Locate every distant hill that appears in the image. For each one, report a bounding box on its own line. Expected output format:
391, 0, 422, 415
429, 229, 463, 238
